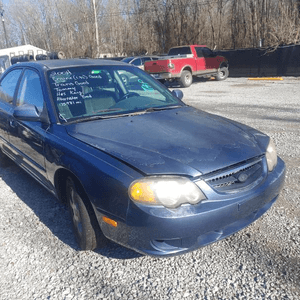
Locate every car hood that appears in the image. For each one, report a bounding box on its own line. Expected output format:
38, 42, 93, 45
66, 106, 265, 176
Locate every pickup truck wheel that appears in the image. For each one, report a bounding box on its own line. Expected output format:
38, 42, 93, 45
179, 70, 193, 87
66, 176, 97, 251
215, 67, 229, 81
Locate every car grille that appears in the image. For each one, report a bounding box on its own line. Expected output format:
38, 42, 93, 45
202, 156, 266, 193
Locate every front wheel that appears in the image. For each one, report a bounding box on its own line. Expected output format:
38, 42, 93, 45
215, 67, 229, 81
66, 177, 97, 250
179, 70, 193, 87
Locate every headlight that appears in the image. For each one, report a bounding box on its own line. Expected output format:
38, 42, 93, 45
129, 176, 206, 208
266, 138, 278, 172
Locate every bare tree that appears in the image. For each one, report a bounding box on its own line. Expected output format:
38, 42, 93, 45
2, 0, 300, 57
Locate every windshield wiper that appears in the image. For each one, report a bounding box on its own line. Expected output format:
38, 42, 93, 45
65, 108, 125, 124
65, 106, 183, 124
143, 105, 182, 112
91, 108, 123, 114
67, 115, 117, 124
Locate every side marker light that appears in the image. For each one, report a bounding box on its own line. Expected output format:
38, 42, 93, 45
103, 216, 118, 227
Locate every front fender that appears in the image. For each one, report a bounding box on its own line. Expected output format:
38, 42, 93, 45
44, 127, 141, 221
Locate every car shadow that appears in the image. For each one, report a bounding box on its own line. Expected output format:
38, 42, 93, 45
164, 76, 212, 89
0, 157, 141, 260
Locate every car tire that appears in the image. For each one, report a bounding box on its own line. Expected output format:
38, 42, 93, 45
179, 70, 193, 87
158, 79, 166, 84
66, 176, 97, 251
215, 67, 229, 81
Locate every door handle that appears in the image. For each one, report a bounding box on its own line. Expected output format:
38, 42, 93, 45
9, 120, 17, 128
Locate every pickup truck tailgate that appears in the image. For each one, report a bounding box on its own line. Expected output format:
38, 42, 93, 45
145, 59, 170, 73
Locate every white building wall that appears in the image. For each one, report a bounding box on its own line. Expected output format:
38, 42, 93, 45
0, 44, 47, 59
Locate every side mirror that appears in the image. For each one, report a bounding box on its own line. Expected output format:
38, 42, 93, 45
13, 104, 49, 123
172, 89, 184, 101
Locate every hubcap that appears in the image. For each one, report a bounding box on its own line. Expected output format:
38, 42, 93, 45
69, 185, 83, 235
185, 75, 191, 84
218, 70, 226, 78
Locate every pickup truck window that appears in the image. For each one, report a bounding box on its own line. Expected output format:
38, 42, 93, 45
168, 47, 192, 56
195, 47, 204, 58
202, 48, 215, 58
0, 69, 22, 104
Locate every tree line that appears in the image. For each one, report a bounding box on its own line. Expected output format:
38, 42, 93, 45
1, 0, 300, 58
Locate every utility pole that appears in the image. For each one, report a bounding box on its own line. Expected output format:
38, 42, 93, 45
0, 2, 9, 48
92, 0, 100, 57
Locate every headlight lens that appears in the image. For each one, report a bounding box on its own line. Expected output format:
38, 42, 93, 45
129, 176, 206, 208
266, 138, 278, 172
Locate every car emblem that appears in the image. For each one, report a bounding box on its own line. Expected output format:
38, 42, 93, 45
237, 173, 248, 183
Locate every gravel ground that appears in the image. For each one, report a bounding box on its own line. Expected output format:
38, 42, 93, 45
0, 77, 299, 300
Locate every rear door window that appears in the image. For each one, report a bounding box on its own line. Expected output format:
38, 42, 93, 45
202, 48, 214, 57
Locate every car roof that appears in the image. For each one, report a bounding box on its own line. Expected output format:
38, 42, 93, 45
132, 55, 159, 59
12, 58, 129, 71
122, 55, 159, 60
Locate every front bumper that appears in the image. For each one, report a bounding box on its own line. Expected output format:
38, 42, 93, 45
97, 157, 285, 257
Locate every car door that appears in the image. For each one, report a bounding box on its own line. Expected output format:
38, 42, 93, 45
194, 47, 206, 72
8, 68, 49, 183
0, 68, 23, 153
202, 47, 219, 70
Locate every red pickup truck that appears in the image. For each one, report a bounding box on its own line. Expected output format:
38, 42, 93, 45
144, 45, 229, 87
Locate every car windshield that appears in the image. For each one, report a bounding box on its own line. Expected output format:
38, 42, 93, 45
47, 65, 183, 123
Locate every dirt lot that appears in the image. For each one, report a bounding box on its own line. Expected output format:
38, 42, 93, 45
0, 77, 299, 299
182, 77, 300, 222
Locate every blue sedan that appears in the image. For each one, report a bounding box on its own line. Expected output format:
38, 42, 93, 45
0, 59, 285, 256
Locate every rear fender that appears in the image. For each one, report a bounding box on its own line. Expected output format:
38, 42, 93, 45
219, 59, 229, 70
180, 65, 193, 77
